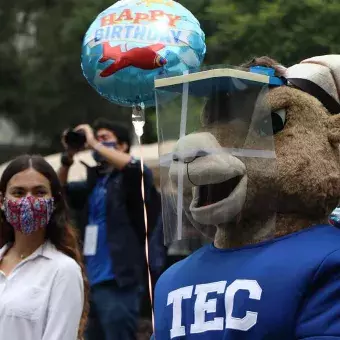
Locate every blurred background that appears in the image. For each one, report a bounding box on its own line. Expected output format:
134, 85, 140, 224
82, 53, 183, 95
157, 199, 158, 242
1, 0, 339, 169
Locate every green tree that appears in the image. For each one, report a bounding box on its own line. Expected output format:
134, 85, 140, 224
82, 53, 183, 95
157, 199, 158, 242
4, 0, 155, 151
0, 3, 26, 125
205, 0, 340, 66
22, 0, 134, 151
1, 0, 340, 153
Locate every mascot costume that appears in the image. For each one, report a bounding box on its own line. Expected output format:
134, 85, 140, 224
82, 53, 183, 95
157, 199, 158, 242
152, 55, 340, 339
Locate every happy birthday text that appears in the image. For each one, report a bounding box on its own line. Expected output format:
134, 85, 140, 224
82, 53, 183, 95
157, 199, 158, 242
100, 9, 181, 27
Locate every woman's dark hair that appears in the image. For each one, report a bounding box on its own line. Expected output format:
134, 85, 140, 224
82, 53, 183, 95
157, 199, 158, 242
0, 154, 89, 339
93, 118, 132, 152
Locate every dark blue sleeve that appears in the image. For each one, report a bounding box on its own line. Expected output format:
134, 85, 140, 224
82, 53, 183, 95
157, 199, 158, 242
149, 216, 167, 279
296, 249, 340, 339
122, 159, 153, 201
122, 159, 155, 243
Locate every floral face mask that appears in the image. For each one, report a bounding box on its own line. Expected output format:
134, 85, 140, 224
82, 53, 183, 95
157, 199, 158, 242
3, 195, 54, 235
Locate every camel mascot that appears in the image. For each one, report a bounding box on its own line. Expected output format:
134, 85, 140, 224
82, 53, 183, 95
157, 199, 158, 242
153, 55, 340, 339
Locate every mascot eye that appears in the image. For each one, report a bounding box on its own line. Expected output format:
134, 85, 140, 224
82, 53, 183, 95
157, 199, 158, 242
257, 109, 286, 136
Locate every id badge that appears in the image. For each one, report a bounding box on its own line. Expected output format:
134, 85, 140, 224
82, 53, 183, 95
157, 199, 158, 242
83, 225, 98, 256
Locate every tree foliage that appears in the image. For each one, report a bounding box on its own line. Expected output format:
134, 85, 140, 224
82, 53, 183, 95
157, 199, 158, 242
0, 0, 339, 152
204, 0, 340, 66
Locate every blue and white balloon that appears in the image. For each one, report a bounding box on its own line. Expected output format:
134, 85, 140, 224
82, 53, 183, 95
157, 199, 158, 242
81, 0, 206, 107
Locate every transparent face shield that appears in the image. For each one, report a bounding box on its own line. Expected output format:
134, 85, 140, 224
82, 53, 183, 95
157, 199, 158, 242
156, 66, 283, 246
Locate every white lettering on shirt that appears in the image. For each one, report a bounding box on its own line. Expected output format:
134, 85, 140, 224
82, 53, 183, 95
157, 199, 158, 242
167, 285, 194, 338
166, 279, 262, 338
190, 281, 227, 334
225, 279, 262, 331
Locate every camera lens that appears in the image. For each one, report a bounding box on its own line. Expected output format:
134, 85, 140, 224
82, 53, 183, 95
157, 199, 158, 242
65, 130, 86, 150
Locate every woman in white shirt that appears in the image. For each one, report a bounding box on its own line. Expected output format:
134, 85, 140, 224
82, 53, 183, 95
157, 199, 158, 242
0, 154, 89, 340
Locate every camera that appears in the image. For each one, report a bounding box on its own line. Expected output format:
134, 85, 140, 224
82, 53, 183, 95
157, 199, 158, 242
64, 129, 86, 150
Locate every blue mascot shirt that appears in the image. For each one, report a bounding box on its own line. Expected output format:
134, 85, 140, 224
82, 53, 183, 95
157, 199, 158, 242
154, 225, 340, 340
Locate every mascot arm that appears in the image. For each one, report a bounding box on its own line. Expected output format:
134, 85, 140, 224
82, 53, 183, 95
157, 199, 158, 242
295, 249, 340, 339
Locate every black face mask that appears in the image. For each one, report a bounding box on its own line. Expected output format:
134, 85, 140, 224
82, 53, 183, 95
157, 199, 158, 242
92, 141, 117, 164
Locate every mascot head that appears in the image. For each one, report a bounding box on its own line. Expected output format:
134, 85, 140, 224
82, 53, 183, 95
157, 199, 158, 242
159, 55, 340, 248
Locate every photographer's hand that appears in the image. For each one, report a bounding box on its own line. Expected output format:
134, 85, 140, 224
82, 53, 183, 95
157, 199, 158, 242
74, 124, 131, 170
61, 129, 78, 157
74, 124, 96, 149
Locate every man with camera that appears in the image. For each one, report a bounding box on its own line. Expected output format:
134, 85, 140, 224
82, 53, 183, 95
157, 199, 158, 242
58, 118, 157, 340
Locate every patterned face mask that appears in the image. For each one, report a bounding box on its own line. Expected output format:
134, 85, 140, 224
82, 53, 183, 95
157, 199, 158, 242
3, 196, 54, 235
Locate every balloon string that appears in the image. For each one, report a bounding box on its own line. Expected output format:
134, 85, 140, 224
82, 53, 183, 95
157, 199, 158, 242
137, 136, 155, 331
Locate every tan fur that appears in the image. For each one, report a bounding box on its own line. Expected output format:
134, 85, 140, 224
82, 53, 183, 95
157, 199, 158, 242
206, 59, 340, 248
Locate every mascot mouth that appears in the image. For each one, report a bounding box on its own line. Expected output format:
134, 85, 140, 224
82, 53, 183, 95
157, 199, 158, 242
168, 131, 249, 226
190, 173, 248, 225
197, 176, 243, 207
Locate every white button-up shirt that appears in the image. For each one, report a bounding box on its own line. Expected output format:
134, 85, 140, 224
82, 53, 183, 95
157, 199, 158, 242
0, 241, 84, 340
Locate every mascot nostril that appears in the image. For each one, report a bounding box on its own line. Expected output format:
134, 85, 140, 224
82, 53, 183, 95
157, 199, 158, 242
154, 55, 340, 340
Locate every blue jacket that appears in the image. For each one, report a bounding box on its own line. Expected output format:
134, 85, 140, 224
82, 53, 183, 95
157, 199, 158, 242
149, 215, 168, 282
65, 159, 156, 287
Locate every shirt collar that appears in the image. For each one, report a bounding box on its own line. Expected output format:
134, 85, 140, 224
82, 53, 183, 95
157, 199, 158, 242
40, 241, 59, 259
0, 240, 58, 261
0, 244, 10, 260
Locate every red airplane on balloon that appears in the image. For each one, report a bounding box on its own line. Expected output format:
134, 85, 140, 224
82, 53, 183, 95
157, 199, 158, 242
99, 42, 167, 77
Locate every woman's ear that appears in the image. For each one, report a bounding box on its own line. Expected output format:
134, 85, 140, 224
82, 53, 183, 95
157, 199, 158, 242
327, 114, 340, 146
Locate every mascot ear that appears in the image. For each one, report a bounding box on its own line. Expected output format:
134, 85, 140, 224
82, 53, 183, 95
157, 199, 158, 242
286, 55, 340, 146
286, 55, 340, 114
327, 114, 340, 146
